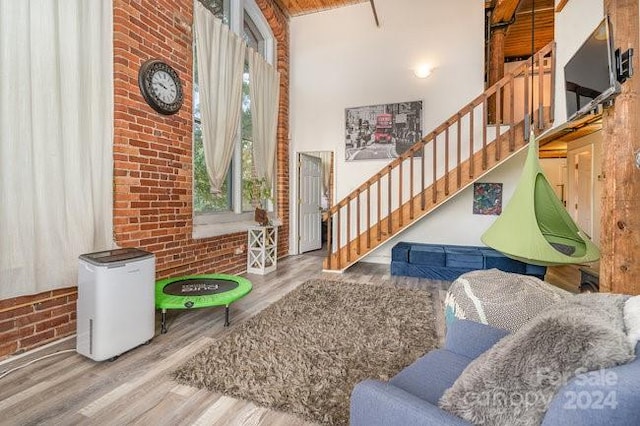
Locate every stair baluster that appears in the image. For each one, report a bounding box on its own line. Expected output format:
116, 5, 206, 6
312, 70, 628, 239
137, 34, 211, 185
323, 42, 556, 271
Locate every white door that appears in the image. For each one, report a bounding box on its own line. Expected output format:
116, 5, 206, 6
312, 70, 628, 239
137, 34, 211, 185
574, 149, 593, 236
299, 154, 322, 253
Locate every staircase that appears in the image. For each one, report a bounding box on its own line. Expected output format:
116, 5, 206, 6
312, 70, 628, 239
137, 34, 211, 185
324, 42, 556, 271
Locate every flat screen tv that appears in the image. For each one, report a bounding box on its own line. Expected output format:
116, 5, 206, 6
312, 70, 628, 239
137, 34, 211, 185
564, 17, 620, 121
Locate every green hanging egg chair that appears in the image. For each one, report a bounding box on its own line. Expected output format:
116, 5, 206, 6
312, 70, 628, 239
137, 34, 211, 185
481, 130, 600, 266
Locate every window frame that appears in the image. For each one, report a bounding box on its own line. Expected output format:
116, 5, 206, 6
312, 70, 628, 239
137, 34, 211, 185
193, 0, 277, 239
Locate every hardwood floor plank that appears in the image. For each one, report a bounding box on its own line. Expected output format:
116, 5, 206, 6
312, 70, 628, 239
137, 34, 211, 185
190, 395, 241, 425
0, 255, 448, 426
78, 337, 214, 418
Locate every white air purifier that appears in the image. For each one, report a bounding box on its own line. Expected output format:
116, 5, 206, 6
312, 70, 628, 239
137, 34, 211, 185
76, 248, 155, 361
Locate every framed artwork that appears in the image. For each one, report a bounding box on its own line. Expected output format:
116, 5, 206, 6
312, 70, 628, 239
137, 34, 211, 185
345, 101, 422, 161
473, 183, 503, 215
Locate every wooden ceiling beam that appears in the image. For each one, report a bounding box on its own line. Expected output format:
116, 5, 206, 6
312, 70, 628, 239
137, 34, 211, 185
491, 0, 522, 24
369, 0, 380, 27
278, 0, 368, 17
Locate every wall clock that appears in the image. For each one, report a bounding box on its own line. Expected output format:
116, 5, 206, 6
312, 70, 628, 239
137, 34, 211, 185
138, 59, 184, 115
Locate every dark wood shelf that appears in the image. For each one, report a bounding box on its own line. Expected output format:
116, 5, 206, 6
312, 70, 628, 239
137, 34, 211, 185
537, 112, 603, 158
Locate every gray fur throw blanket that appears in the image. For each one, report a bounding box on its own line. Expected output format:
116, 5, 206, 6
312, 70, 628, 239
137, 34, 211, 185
439, 293, 635, 425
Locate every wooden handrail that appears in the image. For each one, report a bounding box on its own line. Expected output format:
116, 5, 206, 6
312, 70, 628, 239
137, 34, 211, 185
325, 42, 555, 270
326, 43, 553, 216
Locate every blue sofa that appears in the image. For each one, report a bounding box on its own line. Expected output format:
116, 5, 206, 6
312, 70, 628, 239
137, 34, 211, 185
351, 319, 640, 425
390, 242, 547, 281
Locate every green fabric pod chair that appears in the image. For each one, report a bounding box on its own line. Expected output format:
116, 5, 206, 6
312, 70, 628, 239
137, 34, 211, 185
481, 130, 600, 266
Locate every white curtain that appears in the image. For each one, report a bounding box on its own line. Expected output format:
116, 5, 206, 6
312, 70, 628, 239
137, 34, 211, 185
248, 48, 280, 187
194, 2, 246, 193
0, 0, 113, 299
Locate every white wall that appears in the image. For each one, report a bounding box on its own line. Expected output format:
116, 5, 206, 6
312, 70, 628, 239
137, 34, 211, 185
364, 148, 528, 263
289, 0, 485, 254
554, 0, 604, 124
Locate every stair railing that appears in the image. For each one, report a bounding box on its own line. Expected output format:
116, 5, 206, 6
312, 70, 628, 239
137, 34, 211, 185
325, 42, 555, 271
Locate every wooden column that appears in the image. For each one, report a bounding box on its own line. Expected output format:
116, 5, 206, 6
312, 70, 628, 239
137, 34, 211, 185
489, 27, 506, 87
600, 0, 640, 294
488, 27, 506, 123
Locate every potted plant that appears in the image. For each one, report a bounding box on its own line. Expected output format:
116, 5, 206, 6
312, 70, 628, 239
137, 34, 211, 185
242, 177, 272, 226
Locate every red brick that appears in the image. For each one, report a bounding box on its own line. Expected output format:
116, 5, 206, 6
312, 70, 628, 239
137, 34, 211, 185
0, 305, 33, 322
0, 320, 15, 333
35, 316, 70, 333
0, 0, 290, 360
0, 292, 47, 311
16, 310, 52, 327
34, 296, 67, 311
0, 342, 18, 359
55, 321, 77, 337
20, 330, 55, 349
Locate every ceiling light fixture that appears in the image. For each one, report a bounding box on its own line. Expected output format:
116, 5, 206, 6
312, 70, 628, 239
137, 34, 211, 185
414, 64, 432, 79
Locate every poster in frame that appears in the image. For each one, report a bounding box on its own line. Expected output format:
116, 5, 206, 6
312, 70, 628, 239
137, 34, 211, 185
473, 183, 503, 215
345, 101, 422, 161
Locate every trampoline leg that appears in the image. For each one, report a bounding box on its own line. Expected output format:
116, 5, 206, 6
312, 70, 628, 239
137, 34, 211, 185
161, 309, 167, 334
224, 306, 230, 327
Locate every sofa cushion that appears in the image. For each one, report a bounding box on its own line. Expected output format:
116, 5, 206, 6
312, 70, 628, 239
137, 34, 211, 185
480, 248, 526, 273
444, 319, 509, 359
391, 242, 412, 262
525, 263, 547, 278
409, 244, 446, 267
350, 379, 471, 426
391, 263, 471, 282
444, 269, 569, 332
444, 247, 483, 269
390, 349, 473, 405
624, 295, 640, 348
440, 294, 635, 426
543, 351, 640, 426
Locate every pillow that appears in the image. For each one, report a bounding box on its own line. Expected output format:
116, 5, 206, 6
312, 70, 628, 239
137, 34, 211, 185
439, 294, 634, 426
444, 269, 569, 333
624, 295, 640, 348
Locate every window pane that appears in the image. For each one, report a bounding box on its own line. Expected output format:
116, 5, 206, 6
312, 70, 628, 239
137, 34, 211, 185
241, 61, 254, 212
241, 138, 254, 212
193, 2, 273, 220
193, 120, 232, 213
243, 13, 264, 51
193, 8, 231, 214
198, 0, 227, 22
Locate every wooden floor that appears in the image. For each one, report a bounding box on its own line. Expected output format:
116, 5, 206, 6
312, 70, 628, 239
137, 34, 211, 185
0, 254, 450, 426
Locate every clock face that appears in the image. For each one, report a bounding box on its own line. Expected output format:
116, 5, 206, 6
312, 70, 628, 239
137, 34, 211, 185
151, 70, 178, 104
138, 60, 184, 115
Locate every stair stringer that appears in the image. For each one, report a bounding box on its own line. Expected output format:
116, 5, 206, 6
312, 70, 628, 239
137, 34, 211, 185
324, 121, 529, 272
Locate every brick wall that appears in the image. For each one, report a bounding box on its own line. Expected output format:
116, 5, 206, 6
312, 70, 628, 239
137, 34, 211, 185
0, 0, 289, 360
0, 288, 77, 358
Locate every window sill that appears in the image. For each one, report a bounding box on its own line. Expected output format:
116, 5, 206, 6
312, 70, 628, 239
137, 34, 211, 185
193, 212, 281, 240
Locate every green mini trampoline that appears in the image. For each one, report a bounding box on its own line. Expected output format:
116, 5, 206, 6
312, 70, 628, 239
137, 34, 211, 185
155, 274, 252, 333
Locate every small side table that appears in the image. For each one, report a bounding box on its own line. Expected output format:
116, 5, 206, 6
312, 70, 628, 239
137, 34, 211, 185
247, 225, 277, 275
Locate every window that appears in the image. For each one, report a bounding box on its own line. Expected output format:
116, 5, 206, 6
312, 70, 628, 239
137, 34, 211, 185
193, 0, 275, 238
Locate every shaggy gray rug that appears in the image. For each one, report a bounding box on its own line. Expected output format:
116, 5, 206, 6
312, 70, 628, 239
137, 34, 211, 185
174, 279, 436, 425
